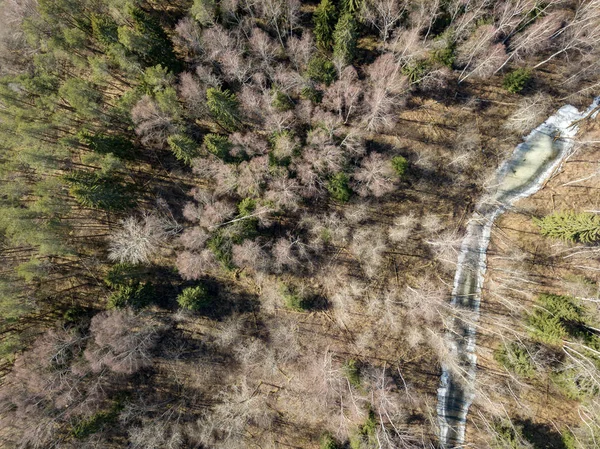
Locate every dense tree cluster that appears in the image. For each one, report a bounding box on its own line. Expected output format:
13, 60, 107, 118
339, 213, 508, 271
1, 0, 600, 447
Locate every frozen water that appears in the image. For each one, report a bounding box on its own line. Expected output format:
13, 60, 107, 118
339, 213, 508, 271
436, 97, 600, 448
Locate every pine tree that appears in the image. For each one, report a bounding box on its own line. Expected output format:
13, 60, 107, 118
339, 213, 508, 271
333, 12, 358, 65
314, 0, 337, 51
534, 211, 600, 244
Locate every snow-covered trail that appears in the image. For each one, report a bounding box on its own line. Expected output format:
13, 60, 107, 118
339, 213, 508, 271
436, 97, 600, 448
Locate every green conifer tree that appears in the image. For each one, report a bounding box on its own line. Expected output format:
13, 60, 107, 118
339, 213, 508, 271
341, 0, 364, 14
534, 211, 600, 244
206, 88, 241, 132
167, 134, 199, 165
333, 12, 358, 65
203, 133, 232, 160
63, 171, 135, 211
191, 0, 217, 26
314, 0, 337, 51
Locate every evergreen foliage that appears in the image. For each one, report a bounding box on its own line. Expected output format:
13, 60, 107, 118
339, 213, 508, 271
391, 156, 409, 178
1, 0, 599, 446
206, 88, 241, 132
204, 133, 232, 160
108, 282, 155, 309
551, 368, 599, 399
350, 408, 377, 449
327, 172, 352, 202
333, 13, 358, 65
342, 359, 361, 387
104, 263, 148, 289
232, 198, 259, 241
320, 433, 341, 449
494, 341, 535, 378
271, 89, 294, 111
118, 6, 181, 72
503, 68, 531, 93
168, 134, 199, 165
59, 78, 102, 119
207, 231, 234, 270
177, 285, 211, 311
491, 420, 528, 449
402, 61, 429, 84
301, 85, 323, 103
281, 284, 314, 311
70, 400, 124, 439
306, 56, 337, 85
63, 171, 135, 210
534, 211, 600, 243
432, 43, 456, 68
314, 0, 338, 51
341, 0, 364, 14
78, 132, 135, 160
527, 293, 600, 348
191, 0, 217, 26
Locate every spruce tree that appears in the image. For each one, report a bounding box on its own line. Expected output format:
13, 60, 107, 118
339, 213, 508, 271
341, 0, 363, 14
167, 134, 199, 165
206, 88, 241, 132
118, 6, 181, 72
63, 171, 135, 211
314, 0, 337, 51
333, 12, 358, 65
204, 133, 232, 160
191, 0, 217, 26
534, 211, 600, 244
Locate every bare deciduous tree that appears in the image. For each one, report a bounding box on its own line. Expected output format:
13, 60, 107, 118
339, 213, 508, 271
129, 421, 185, 449
249, 27, 279, 68
322, 66, 362, 124
179, 227, 210, 251
108, 213, 181, 264
286, 30, 315, 71
389, 213, 417, 243
363, 0, 407, 43
353, 152, 397, 197
236, 155, 270, 197
533, 0, 600, 69
178, 72, 208, 118
265, 176, 301, 211
504, 92, 552, 134
85, 309, 160, 375
350, 227, 388, 278
174, 17, 202, 57
232, 240, 271, 272
456, 25, 506, 82
271, 236, 302, 272
131, 96, 178, 147
176, 249, 219, 280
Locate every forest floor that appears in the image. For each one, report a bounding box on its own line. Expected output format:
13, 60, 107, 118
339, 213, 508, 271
469, 118, 600, 447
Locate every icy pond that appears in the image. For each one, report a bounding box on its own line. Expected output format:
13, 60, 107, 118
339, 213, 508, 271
436, 97, 600, 448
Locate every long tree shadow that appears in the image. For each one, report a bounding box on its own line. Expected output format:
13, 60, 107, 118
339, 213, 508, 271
519, 419, 569, 449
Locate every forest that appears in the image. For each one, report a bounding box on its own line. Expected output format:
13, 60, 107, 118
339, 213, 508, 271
1, 0, 600, 448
